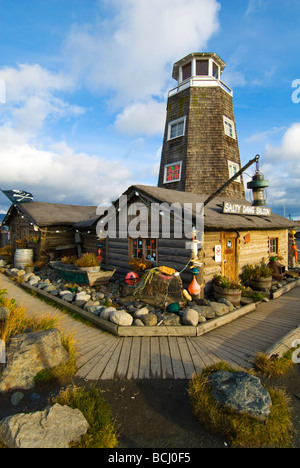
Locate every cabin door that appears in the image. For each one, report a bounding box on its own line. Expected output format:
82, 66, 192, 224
222, 232, 238, 282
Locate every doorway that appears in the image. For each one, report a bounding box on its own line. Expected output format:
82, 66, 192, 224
222, 231, 238, 282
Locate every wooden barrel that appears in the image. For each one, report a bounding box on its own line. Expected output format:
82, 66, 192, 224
250, 277, 272, 291
213, 284, 241, 306
14, 249, 33, 269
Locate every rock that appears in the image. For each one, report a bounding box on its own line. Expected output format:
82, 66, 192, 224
141, 313, 158, 326
0, 403, 89, 448
83, 300, 99, 310
22, 273, 34, 282
74, 292, 91, 303
208, 370, 272, 421
61, 293, 74, 303
28, 276, 40, 286
162, 313, 180, 326
43, 285, 58, 293
134, 307, 149, 318
198, 315, 206, 323
11, 392, 24, 407
0, 329, 69, 392
0, 307, 10, 321
94, 292, 105, 300
109, 310, 133, 326
87, 306, 104, 316
100, 307, 115, 321
210, 302, 230, 317
218, 297, 234, 311
16, 270, 26, 277
182, 308, 199, 326
133, 319, 145, 326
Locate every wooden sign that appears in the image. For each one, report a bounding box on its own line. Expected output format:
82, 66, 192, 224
223, 202, 271, 217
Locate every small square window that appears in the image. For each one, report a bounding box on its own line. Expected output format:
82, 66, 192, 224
228, 161, 241, 183
196, 60, 209, 76
269, 238, 279, 255
163, 161, 182, 184
167, 117, 186, 140
223, 116, 236, 139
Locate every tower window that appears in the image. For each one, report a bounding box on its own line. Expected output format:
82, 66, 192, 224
212, 61, 219, 79
168, 117, 186, 140
196, 60, 209, 76
163, 161, 182, 183
182, 62, 192, 81
228, 161, 241, 182
223, 116, 236, 139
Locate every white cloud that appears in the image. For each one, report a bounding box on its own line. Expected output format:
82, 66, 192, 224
0, 64, 84, 136
0, 130, 134, 205
115, 100, 166, 136
245, 0, 269, 16
64, 0, 221, 133
262, 123, 300, 213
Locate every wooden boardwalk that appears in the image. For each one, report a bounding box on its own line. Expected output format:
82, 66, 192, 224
1, 273, 300, 381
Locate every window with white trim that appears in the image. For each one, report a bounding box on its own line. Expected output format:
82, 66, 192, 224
228, 161, 241, 183
223, 116, 236, 139
163, 161, 182, 183
167, 117, 186, 140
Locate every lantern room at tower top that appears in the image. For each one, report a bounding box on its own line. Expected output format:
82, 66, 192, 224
170, 52, 232, 97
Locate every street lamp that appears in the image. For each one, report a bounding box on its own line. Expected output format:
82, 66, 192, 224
247, 155, 269, 206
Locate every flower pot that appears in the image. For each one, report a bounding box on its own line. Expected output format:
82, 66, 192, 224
213, 284, 241, 306
250, 277, 272, 291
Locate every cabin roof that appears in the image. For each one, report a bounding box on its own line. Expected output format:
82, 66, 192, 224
3, 201, 97, 227
123, 185, 295, 231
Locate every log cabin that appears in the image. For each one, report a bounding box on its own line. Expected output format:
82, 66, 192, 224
3, 201, 96, 262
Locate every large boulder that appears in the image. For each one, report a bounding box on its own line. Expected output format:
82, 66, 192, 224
182, 308, 199, 326
208, 370, 272, 421
109, 310, 133, 326
0, 403, 89, 448
0, 329, 69, 392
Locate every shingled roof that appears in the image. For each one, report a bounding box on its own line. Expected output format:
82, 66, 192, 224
122, 185, 295, 231
3, 201, 97, 227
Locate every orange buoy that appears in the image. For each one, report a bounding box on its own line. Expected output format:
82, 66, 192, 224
188, 276, 201, 296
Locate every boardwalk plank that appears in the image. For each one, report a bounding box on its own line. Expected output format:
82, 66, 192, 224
127, 337, 141, 380
116, 337, 133, 379
159, 337, 174, 379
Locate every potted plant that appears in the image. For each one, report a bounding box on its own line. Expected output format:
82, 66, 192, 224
212, 274, 243, 306
75, 253, 101, 272
241, 263, 273, 291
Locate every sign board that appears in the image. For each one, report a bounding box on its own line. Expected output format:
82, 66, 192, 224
215, 245, 222, 262
223, 202, 271, 217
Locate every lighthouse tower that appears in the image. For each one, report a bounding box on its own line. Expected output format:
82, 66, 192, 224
158, 52, 245, 199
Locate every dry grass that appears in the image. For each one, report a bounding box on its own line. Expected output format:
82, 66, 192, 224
254, 350, 298, 378
53, 385, 118, 448
0, 288, 77, 383
189, 362, 293, 448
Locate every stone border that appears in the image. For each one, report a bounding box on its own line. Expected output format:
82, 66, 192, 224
19, 279, 256, 337
265, 326, 300, 359
271, 278, 300, 299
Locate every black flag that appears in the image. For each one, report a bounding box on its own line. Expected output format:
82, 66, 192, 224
1, 189, 34, 204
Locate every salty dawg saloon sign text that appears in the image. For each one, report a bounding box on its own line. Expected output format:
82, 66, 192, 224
223, 202, 271, 217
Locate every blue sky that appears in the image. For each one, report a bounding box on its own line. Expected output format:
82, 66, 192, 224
0, 0, 300, 218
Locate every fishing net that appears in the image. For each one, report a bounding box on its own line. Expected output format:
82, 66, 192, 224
133, 268, 187, 308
